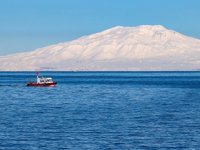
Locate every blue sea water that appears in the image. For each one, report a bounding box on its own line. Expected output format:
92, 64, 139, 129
0, 71, 200, 149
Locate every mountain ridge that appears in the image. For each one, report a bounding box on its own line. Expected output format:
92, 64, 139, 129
0, 25, 200, 71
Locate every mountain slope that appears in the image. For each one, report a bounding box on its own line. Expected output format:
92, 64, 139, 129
1, 25, 200, 71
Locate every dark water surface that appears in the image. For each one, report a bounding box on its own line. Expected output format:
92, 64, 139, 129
0, 71, 200, 149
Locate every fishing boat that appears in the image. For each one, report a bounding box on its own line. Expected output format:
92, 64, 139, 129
27, 72, 57, 87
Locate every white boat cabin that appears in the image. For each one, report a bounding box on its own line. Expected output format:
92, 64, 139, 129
37, 76, 53, 84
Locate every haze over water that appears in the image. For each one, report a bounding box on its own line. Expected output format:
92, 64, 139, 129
0, 71, 200, 149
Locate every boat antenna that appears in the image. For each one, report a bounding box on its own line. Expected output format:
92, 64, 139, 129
36, 71, 39, 77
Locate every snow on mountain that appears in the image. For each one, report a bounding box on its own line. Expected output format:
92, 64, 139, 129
1, 25, 200, 71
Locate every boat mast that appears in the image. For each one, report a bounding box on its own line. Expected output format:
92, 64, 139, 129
36, 71, 40, 83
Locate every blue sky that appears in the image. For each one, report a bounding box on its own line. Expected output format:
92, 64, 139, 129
0, 0, 200, 55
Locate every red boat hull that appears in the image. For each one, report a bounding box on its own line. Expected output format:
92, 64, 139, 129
27, 82, 57, 87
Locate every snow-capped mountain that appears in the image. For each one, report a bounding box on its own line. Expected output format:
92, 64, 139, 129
1, 25, 200, 71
